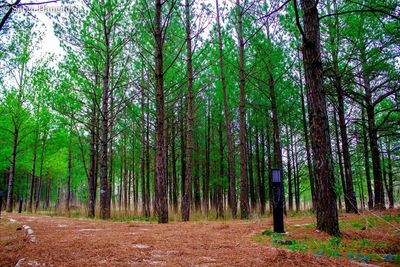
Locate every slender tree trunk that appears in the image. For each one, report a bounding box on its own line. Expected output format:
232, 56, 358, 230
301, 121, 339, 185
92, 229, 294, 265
35, 133, 47, 212
361, 106, 373, 209
66, 137, 72, 213
247, 129, 256, 212
360, 42, 385, 210
99, 15, 111, 219
215, 0, 237, 218
45, 177, 51, 209
140, 69, 148, 217
204, 108, 211, 215
366, 103, 385, 210
293, 137, 300, 212
286, 125, 293, 211
182, 0, 194, 221
154, 0, 168, 223
299, 0, 340, 236
257, 129, 266, 214
386, 141, 394, 209
217, 119, 225, 219
327, 0, 357, 213
28, 131, 38, 212
298, 52, 315, 209
333, 111, 346, 210
171, 117, 178, 212
88, 102, 97, 218
6, 127, 18, 212
236, 0, 249, 220
123, 129, 128, 215
180, 99, 186, 212
336, 73, 358, 213
266, 121, 273, 213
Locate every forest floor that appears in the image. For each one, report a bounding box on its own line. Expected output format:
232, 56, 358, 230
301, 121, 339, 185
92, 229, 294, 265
0, 210, 399, 267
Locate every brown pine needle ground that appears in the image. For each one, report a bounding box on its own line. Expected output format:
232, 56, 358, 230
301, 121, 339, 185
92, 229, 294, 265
1, 211, 398, 266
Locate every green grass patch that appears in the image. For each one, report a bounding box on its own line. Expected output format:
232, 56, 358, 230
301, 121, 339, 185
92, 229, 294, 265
254, 213, 400, 265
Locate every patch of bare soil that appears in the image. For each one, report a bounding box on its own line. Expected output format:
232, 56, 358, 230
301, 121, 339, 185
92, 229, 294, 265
0, 214, 356, 266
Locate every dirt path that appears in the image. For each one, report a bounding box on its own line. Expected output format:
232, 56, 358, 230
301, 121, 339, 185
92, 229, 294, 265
1, 214, 355, 266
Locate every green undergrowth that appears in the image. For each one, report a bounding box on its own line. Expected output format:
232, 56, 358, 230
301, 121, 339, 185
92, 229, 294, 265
255, 213, 400, 265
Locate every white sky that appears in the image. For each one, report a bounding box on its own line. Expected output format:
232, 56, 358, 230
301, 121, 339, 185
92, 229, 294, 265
30, 0, 226, 60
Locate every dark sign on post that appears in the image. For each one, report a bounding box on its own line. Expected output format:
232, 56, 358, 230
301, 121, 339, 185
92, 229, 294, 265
272, 168, 284, 233
18, 197, 23, 213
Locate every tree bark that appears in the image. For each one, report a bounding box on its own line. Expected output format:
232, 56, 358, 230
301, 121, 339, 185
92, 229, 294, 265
154, 0, 168, 223
182, 0, 194, 221
28, 130, 38, 212
333, 111, 346, 210
66, 136, 72, 213
286, 125, 293, 211
298, 51, 315, 209
217, 119, 225, 219
386, 140, 394, 208
257, 129, 266, 214
247, 129, 256, 212
299, 0, 340, 236
236, 0, 249, 219
204, 108, 211, 215
99, 20, 111, 219
361, 106, 373, 209
6, 127, 19, 212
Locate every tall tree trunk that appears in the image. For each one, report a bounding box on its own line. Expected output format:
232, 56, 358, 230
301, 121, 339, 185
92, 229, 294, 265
146, 100, 151, 216
140, 68, 148, 217
6, 127, 18, 212
386, 141, 394, 209
327, 0, 357, 213
298, 0, 340, 236
291, 130, 300, 212
257, 129, 266, 214
286, 125, 293, 211
366, 103, 385, 210
180, 98, 186, 212
66, 137, 72, 213
298, 52, 315, 209
215, 0, 237, 218
35, 133, 47, 211
361, 106, 373, 209
247, 129, 256, 212
123, 129, 128, 215
204, 108, 211, 215
236, 0, 249, 220
99, 14, 111, 219
333, 111, 346, 210
360, 42, 385, 210
28, 130, 38, 212
217, 119, 225, 219
154, 0, 168, 223
170, 116, 178, 212
182, 0, 194, 221
266, 120, 273, 213
45, 177, 51, 209
88, 102, 97, 218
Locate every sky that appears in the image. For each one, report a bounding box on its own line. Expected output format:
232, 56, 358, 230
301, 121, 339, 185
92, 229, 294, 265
25, 0, 226, 60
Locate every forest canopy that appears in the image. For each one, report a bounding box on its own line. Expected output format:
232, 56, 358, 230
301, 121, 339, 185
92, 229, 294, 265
0, 0, 399, 237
